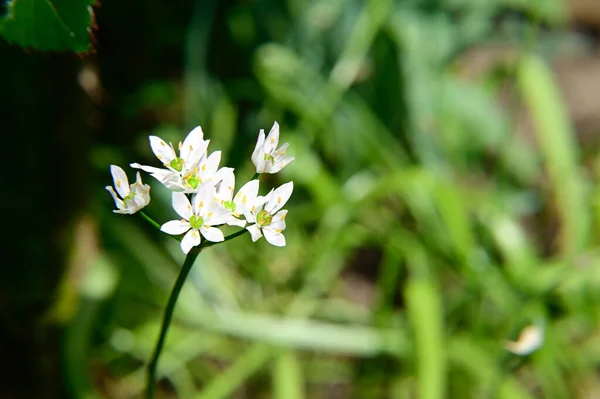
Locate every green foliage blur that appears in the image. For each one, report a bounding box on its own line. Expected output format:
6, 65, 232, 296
5, 0, 600, 397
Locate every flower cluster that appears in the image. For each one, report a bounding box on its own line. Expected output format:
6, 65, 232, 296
106, 122, 295, 253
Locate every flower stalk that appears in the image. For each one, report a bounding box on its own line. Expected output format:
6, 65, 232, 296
146, 249, 199, 399
106, 122, 294, 397
146, 228, 249, 398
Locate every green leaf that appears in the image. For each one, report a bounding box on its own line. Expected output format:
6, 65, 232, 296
517, 55, 589, 260
0, 0, 95, 52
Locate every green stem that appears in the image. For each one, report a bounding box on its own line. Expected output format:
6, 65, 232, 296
251, 172, 260, 181
145, 228, 248, 398
146, 250, 199, 399
140, 211, 161, 231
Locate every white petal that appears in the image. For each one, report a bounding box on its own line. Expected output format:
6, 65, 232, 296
128, 194, 147, 213
202, 151, 222, 181
130, 163, 181, 188
105, 186, 125, 210
214, 168, 235, 201
131, 173, 151, 200
162, 175, 186, 191
270, 210, 287, 231
181, 230, 201, 254
243, 196, 267, 223
263, 228, 286, 247
268, 155, 295, 174
130, 163, 167, 176
110, 165, 130, 198
149, 136, 176, 165
251, 129, 266, 167
172, 192, 193, 220
275, 142, 289, 154
180, 126, 205, 162
263, 121, 280, 155
161, 220, 191, 235
246, 224, 263, 242
192, 183, 214, 214
204, 202, 230, 225
226, 215, 246, 227
245, 208, 257, 224
234, 179, 260, 213
200, 226, 224, 242
113, 208, 133, 215
265, 181, 293, 214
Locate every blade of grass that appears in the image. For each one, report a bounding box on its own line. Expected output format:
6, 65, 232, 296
272, 350, 305, 399
449, 337, 533, 399
196, 344, 280, 399
405, 279, 445, 399
517, 54, 588, 260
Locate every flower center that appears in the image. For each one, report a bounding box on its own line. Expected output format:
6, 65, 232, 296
256, 210, 272, 227
189, 215, 204, 229
263, 153, 275, 163
224, 200, 236, 212
170, 157, 184, 172
123, 192, 136, 203
187, 175, 201, 189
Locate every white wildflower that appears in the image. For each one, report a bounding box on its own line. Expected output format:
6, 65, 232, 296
131, 126, 209, 192
251, 121, 295, 174
105, 165, 150, 214
213, 168, 260, 227
246, 181, 293, 246
160, 184, 230, 254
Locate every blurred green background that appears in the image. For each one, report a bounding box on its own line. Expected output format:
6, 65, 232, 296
3, 0, 600, 397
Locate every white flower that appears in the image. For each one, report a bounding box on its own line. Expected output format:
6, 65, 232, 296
504, 324, 544, 356
131, 126, 209, 192
190, 150, 224, 187
160, 183, 230, 254
246, 181, 293, 246
213, 168, 260, 227
105, 165, 150, 214
251, 121, 295, 174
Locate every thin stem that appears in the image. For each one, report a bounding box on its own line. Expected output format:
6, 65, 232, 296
140, 211, 161, 231
146, 250, 199, 399
251, 172, 260, 181
145, 228, 248, 398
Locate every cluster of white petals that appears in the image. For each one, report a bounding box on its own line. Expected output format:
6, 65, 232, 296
106, 165, 151, 214
107, 122, 295, 253
251, 122, 295, 174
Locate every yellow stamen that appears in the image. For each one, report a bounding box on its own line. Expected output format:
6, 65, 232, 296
116, 179, 121, 187
242, 195, 247, 204
277, 196, 281, 204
